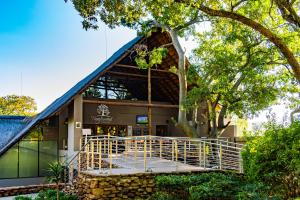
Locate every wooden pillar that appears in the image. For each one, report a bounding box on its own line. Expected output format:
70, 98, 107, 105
148, 67, 152, 135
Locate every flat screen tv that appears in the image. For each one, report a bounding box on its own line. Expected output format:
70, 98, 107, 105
136, 115, 148, 124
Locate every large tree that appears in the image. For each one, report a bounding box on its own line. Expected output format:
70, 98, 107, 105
0, 95, 37, 116
186, 20, 299, 137
175, 0, 300, 83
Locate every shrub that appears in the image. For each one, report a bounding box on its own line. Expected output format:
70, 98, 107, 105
242, 122, 300, 198
14, 197, 33, 200
35, 189, 78, 200
151, 172, 280, 200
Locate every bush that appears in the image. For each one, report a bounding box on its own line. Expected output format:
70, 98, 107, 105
151, 172, 277, 200
242, 122, 300, 198
14, 189, 78, 200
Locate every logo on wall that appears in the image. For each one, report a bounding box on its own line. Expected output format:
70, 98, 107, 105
92, 104, 113, 123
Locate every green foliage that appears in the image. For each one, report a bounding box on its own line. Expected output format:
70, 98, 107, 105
152, 172, 278, 200
15, 196, 33, 200
35, 189, 78, 200
0, 95, 37, 116
15, 189, 78, 200
48, 162, 64, 185
242, 121, 300, 198
134, 47, 168, 69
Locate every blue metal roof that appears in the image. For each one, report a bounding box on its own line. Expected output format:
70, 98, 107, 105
0, 36, 142, 156
0, 116, 31, 150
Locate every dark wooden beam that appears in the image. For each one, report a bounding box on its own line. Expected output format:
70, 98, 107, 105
106, 71, 163, 79
83, 99, 179, 108
114, 64, 173, 73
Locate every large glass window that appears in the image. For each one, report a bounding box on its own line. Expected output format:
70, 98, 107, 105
0, 145, 18, 179
19, 141, 38, 177
0, 120, 59, 179
39, 141, 58, 176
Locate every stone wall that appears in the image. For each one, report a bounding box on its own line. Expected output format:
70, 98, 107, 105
0, 184, 62, 197
73, 171, 220, 200
74, 173, 156, 200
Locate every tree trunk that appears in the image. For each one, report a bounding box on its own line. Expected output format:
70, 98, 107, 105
168, 29, 197, 136
169, 30, 187, 124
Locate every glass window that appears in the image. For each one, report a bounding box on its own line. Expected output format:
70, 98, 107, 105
0, 145, 18, 178
39, 141, 58, 176
19, 141, 38, 177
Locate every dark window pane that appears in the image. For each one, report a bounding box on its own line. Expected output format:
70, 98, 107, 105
19, 141, 38, 177
39, 141, 58, 176
0, 145, 18, 178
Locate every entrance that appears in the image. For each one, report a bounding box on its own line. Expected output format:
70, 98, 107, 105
156, 125, 168, 136
83, 124, 127, 137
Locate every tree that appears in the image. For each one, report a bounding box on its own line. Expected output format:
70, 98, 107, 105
0, 95, 37, 116
67, 0, 208, 136
175, 0, 300, 83
186, 20, 299, 137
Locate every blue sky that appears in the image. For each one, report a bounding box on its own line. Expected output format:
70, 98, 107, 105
0, 0, 136, 111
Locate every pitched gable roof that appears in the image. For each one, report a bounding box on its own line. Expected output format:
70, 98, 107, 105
0, 116, 31, 150
0, 36, 142, 156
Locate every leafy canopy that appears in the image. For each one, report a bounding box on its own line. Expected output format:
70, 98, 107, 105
187, 20, 299, 119
0, 95, 37, 116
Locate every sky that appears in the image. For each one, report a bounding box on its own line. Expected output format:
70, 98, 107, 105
0, 0, 288, 127
0, 0, 136, 111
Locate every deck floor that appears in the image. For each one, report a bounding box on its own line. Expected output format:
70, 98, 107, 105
84, 154, 204, 175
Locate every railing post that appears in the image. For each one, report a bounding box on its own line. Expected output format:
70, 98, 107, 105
115, 140, 118, 158
78, 152, 81, 173
104, 140, 106, 157
172, 140, 174, 161
219, 143, 222, 170
184, 141, 186, 164
135, 140, 138, 160
86, 143, 90, 169
99, 141, 102, 170
109, 141, 112, 174
159, 139, 162, 159
199, 142, 202, 167
203, 141, 206, 169
149, 139, 152, 158
91, 141, 94, 169
175, 140, 178, 171
239, 151, 243, 173
125, 140, 128, 161
144, 139, 147, 172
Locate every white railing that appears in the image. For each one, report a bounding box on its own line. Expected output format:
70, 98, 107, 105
66, 135, 243, 177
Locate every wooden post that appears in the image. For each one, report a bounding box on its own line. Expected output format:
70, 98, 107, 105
99, 141, 102, 170
78, 152, 81, 173
148, 66, 152, 135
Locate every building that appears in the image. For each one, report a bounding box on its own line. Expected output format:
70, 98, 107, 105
0, 32, 240, 186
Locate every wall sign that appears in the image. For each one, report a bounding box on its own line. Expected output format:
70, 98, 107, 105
92, 104, 113, 123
